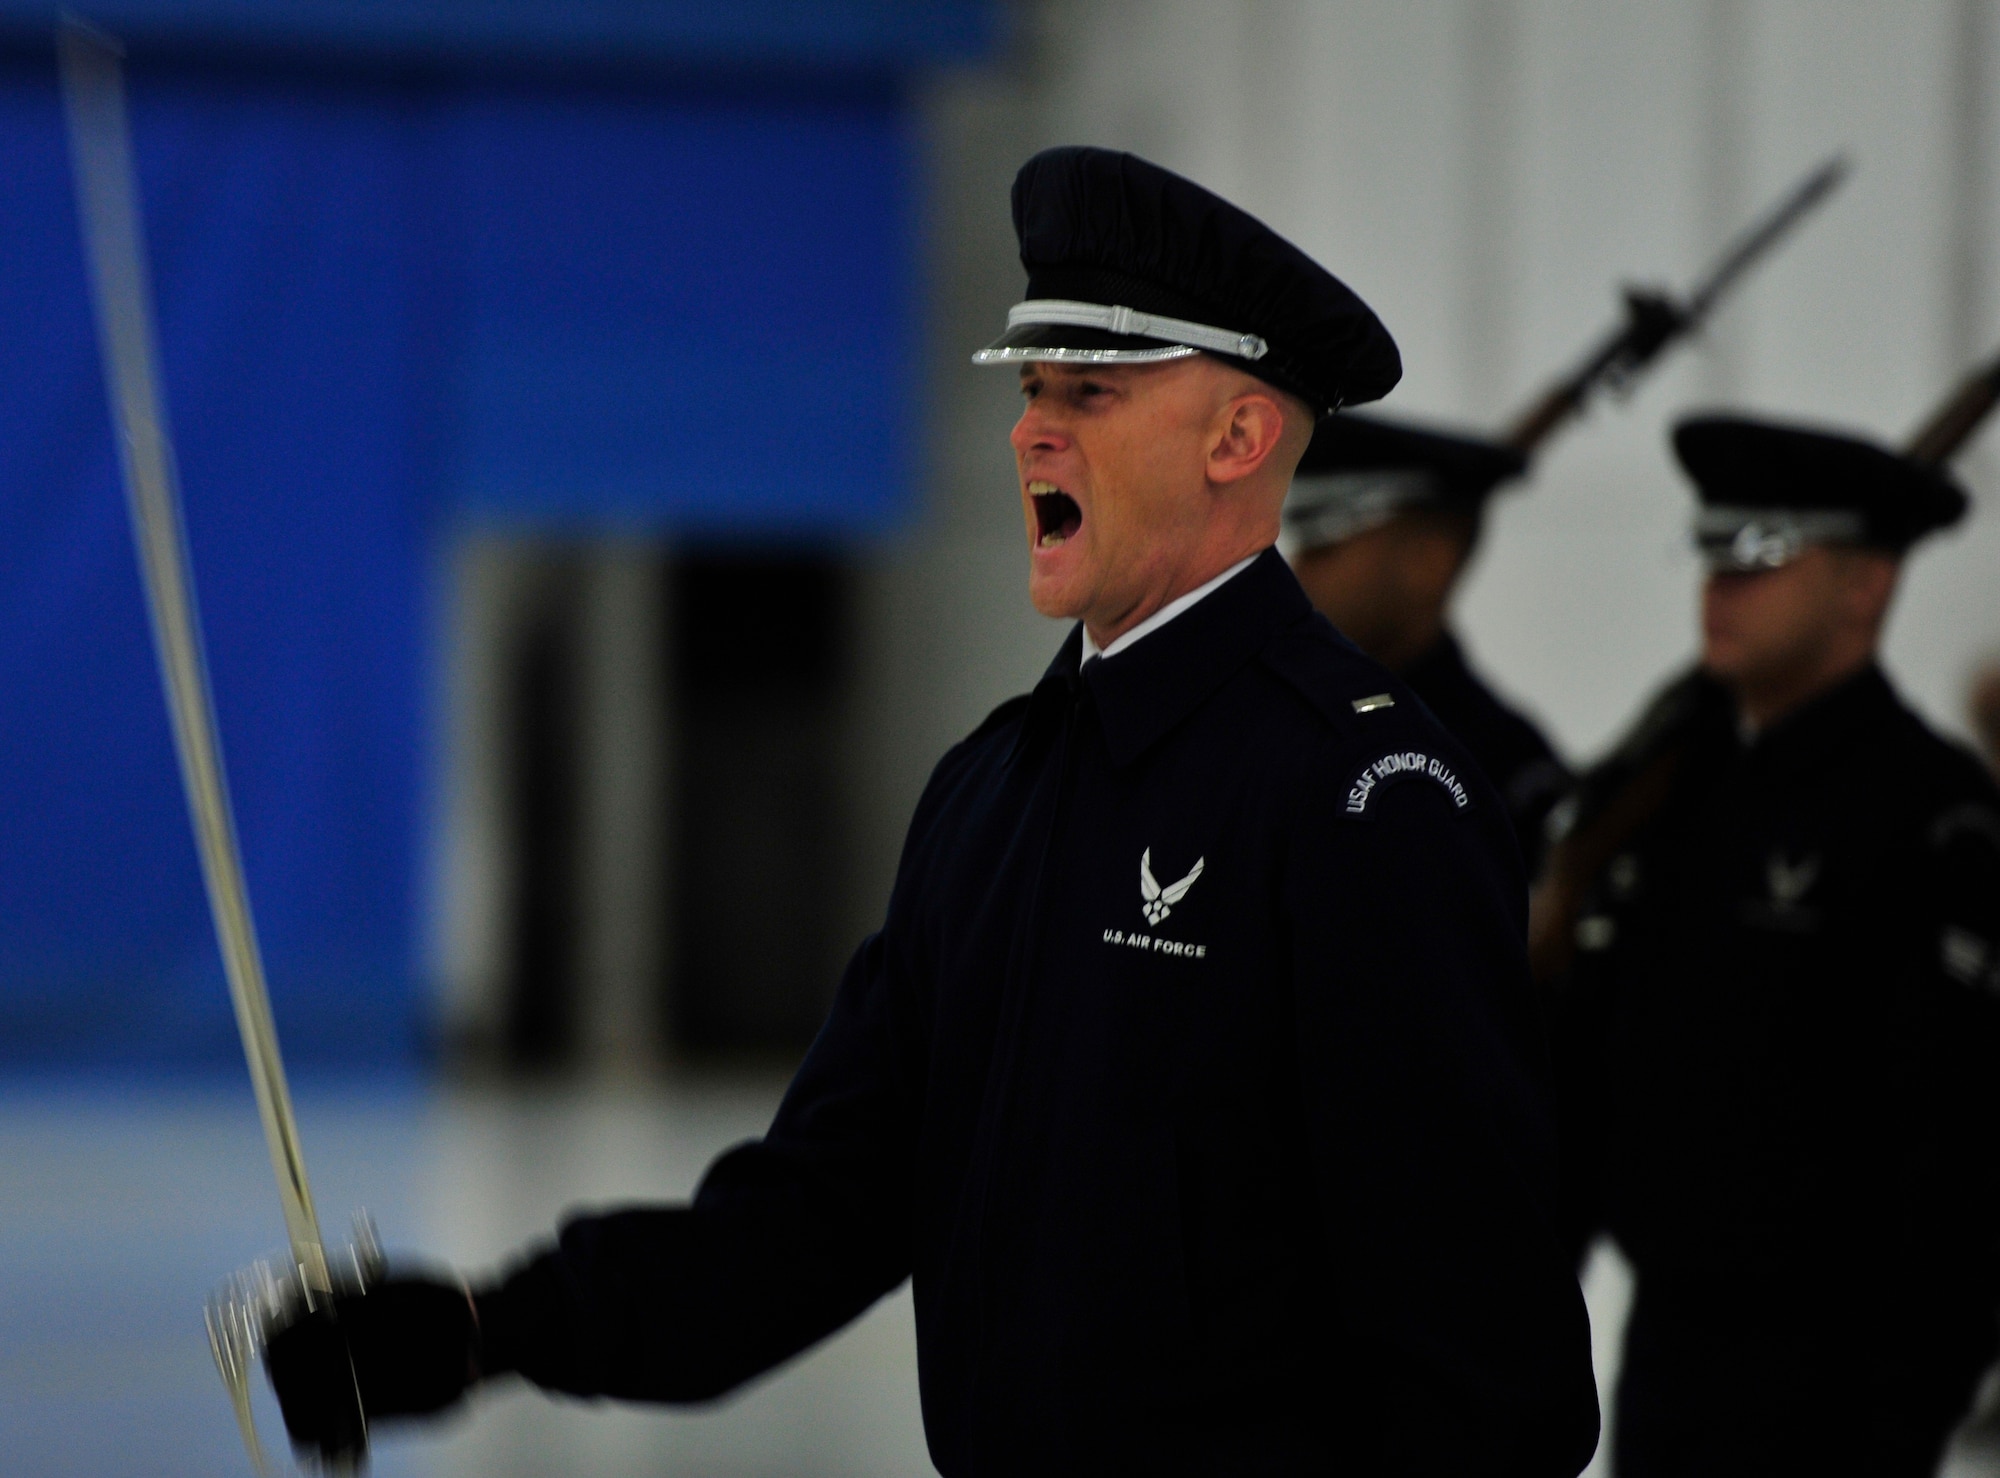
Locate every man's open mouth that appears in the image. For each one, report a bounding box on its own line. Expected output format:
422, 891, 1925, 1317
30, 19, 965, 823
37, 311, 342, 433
1030, 480, 1082, 547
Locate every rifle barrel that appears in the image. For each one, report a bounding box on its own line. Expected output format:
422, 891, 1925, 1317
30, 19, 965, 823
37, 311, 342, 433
1500, 328, 1624, 453
1904, 346, 2000, 466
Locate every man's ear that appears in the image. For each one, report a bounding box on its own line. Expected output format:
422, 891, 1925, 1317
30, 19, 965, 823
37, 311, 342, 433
1207, 393, 1290, 486
1840, 549, 1901, 632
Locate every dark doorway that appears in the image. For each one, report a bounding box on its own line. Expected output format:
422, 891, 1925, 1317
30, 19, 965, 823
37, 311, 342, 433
669, 551, 852, 1057
499, 558, 587, 1073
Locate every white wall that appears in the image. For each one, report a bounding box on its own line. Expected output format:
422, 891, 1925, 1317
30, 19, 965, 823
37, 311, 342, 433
844, 0, 2000, 943
1027, 0, 2000, 758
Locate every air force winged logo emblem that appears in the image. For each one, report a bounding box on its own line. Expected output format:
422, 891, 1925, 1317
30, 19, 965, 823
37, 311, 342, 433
1140, 848, 1204, 927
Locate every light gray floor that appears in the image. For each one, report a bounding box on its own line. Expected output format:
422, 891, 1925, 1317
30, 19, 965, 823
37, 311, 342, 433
0, 1077, 928, 1478
1, 1079, 1994, 1477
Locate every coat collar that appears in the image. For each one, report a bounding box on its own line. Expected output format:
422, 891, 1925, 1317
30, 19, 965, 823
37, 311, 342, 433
1031, 547, 1311, 767
1744, 661, 1897, 763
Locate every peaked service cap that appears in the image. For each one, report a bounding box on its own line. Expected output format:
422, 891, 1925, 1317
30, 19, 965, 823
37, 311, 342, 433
1285, 412, 1528, 550
973, 147, 1401, 416
1673, 413, 1968, 570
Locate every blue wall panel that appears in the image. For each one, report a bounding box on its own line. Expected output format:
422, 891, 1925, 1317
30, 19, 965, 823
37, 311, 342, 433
447, 81, 915, 532
0, 54, 920, 1070
0, 64, 441, 1069
0, 2, 1000, 69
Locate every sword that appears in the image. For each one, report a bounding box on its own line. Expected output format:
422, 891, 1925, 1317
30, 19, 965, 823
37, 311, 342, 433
57, 16, 371, 1471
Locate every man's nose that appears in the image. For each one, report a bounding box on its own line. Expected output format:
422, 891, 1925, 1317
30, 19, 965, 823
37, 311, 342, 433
1011, 399, 1069, 457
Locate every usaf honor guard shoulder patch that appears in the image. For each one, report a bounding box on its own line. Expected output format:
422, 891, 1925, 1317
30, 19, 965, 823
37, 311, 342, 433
1344, 748, 1473, 819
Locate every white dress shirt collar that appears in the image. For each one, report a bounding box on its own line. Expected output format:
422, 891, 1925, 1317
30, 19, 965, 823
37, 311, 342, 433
1078, 551, 1262, 666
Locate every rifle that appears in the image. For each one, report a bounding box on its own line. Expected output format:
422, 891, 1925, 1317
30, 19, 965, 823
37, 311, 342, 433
1526, 666, 1727, 985
1501, 155, 1850, 455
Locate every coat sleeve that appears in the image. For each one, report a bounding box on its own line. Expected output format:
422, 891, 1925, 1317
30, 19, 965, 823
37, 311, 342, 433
468, 699, 1023, 1405
1284, 753, 1600, 1477
475, 926, 921, 1402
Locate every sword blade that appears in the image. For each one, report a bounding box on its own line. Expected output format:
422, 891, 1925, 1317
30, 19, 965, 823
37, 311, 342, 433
58, 15, 333, 1300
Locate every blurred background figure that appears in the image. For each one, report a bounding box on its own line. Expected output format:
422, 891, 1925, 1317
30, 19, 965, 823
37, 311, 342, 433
1287, 416, 1569, 869
1540, 400, 2000, 1477
1286, 155, 1844, 874
6, 2, 2000, 1476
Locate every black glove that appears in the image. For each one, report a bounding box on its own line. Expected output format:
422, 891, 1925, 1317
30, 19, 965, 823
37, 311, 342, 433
266, 1275, 485, 1456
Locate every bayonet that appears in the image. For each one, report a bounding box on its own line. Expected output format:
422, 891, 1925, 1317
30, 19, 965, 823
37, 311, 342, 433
1502, 155, 1850, 454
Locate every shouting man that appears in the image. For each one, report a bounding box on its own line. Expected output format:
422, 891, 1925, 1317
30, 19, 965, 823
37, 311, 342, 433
270, 147, 1598, 1477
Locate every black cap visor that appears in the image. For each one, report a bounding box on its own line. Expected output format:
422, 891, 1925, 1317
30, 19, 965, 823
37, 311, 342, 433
973, 319, 1325, 414
972, 320, 1205, 366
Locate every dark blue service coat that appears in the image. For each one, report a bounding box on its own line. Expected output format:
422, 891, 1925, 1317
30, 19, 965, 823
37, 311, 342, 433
481, 550, 1599, 1476
1555, 665, 2000, 1476
1402, 632, 1570, 877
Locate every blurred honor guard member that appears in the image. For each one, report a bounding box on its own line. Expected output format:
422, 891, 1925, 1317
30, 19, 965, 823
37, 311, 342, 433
1278, 157, 1850, 880
1556, 416, 2000, 1477
1285, 417, 1567, 869
267, 148, 1598, 1475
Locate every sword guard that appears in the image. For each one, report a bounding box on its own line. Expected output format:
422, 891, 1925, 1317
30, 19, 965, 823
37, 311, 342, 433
206, 1213, 382, 1475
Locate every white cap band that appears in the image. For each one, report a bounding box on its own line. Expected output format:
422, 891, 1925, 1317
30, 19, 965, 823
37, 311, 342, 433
975, 298, 1269, 362
1285, 470, 1439, 549
1694, 505, 1868, 570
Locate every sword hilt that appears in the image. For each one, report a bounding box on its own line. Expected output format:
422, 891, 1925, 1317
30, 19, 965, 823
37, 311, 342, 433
207, 1213, 384, 1475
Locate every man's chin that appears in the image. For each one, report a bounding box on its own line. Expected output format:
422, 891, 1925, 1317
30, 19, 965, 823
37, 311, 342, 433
1027, 559, 1092, 621
1699, 642, 1753, 687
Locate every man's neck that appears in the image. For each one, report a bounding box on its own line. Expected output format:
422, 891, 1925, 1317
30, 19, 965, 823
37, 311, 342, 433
1730, 648, 1876, 735
1081, 551, 1263, 662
